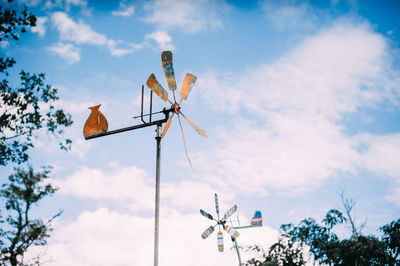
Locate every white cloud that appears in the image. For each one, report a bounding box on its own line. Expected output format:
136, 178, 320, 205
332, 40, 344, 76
50, 12, 143, 59
51, 12, 107, 45
193, 115, 359, 196
17, 0, 42, 6
200, 22, 392, 119
143, 0, 228, 33
57, 164, 235, 212
263, 2, 315, 30
57, 165, 155, 211
44, 0, 91, 15
194, 22, 400, 196
357, 133, 400, 205
112, 1, 135, 17
47, 42, 80, 64
145, 30, 175, 51
31, 17, 48, 36
0, 40, 9, 48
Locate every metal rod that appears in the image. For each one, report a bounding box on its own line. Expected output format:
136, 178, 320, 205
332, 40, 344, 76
150, 90, 153, 122
154, 123, 162, 266
141, 85, 146, 124
233, 238, 242, 266
133, 110, 164, 120
233, 225, 262, 230
85, 108, 173, 140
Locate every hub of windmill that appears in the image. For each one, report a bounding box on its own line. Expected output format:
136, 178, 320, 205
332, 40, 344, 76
173, 103, 181, 114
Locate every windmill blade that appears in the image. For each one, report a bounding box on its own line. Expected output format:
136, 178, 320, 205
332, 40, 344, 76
146, 74, 171, 103
224, 225, 239, 239
177, 114, 192, 167
217, 232, 224, 252
180, 112, 207, 137
161, 113, 174, 139
200, 209, 214, 221
161, 51, 177, 91
201, 226, 215, 239
214, 193, 220, 217
223, 204, 237, 220
179, 73, 197, 102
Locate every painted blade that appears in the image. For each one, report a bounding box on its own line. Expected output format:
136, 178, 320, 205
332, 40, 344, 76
179, 73, 197, 101
146, 74, 168, 102
223, 204, 237, 220
217, 232, 224, 252
161, 51, 177, 91
161, 113, 174, 139
224, 225, 239, 239
180, 112, 207, 137
200, 209, 214, 221
214, 193, 220, 217
201, 226, 215, 239
177, 114, 192, 168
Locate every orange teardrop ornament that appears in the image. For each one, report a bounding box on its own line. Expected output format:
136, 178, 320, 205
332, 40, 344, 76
83, 104, 108, 138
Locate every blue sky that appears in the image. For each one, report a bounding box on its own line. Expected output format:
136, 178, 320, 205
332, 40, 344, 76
1, 0, 400, 265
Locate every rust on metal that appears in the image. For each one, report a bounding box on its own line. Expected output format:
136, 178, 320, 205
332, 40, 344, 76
161, 51, 177, 91
146, 74, 168, 101
161, 114, 173, 139
173, 103, 181, 114
83, 104, 108, 138
181, 113, 207, 137
179, 73, 197, 101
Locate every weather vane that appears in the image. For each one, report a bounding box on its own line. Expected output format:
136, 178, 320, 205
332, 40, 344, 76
83, 51, 206, 266
200, 193, 263, 266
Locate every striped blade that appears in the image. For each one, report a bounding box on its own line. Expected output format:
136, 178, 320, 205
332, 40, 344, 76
224, 225, 239, 239
214, 193, 220, 217
146, 74, 168, 101
161, 114, 173, 139
181, 113, 207, 137
201, 226, 215, 239
223, 204, 237, 220
200, 209, 214, 221
161, 51, 177, 91
217, 232, 224, 252
179, 73, 197, 101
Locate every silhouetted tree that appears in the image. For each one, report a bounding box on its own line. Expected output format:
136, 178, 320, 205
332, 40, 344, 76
245, 194, 400, 265
0, 166, 61, 266
0, 0, 73, 166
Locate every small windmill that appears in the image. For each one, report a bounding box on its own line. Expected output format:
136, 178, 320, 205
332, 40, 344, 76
200, 194, 240, 252
146, 51, 207, 167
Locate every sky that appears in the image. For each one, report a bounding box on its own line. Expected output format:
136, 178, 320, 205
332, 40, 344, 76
1, 0, 400, 265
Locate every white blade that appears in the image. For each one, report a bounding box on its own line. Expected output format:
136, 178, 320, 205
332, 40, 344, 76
217, 231, 224, 252
214, 193, 220, 217
223, 204, 237, 220
224, 225, 239, 239
201, 226, 215, 239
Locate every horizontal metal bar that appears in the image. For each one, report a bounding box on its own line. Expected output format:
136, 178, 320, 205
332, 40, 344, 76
233, 225, 262, 230
84, 118, 168, 140
133, 110, 164, 120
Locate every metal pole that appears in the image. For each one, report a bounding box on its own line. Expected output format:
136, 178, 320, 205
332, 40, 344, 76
154, 124, 162, 266
233, 238, 242, 266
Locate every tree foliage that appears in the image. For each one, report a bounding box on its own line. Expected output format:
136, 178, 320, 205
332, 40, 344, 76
0, 166, 61, 266
0, 1, 73, 166
244, 236, 306, 266
244, 194, 400, 266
